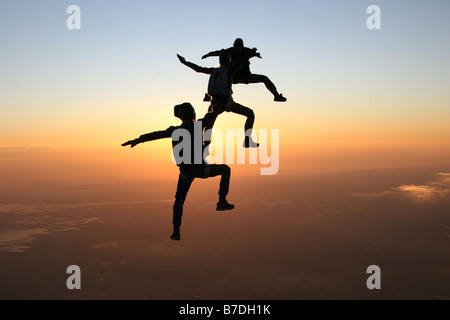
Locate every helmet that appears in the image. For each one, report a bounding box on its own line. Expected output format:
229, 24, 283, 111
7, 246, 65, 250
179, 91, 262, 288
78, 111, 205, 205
219, 51, 231, 66
174, 102, 196, 121
233, 38, 244, 47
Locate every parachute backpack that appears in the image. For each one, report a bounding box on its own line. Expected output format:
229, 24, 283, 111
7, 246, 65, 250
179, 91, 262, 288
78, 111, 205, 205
207, 67, 231, 97
207, 51, 232, 97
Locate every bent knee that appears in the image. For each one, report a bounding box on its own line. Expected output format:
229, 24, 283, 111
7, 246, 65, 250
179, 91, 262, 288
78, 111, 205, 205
220, 164, 231, 174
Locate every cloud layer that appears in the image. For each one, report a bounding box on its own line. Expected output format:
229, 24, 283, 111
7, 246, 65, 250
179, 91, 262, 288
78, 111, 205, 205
397, 172, 450, 201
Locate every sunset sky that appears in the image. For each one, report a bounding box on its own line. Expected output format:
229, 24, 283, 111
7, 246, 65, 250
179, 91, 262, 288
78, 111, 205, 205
0, 1, 449, 300
1, 1, 449, 141
1, 0, 449, 186
1, 0, 450, 186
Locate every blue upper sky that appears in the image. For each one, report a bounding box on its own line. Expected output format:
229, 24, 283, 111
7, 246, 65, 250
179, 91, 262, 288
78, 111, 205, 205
1, 0, 449, 145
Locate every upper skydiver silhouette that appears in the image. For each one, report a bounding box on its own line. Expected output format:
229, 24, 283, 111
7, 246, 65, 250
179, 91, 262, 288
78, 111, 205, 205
177, 52, 259, 148
122, 102, 235, 241
201, 38, 287, 102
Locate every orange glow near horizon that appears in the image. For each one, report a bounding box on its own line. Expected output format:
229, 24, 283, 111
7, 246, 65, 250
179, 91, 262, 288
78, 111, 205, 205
2, 138, 450, 191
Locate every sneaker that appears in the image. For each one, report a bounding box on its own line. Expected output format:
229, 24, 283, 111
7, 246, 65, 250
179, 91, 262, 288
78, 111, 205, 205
216, 200, 235, 211
274, 93, 287, 102
243, 136, 259, 148
203, 93, 211, 102
170, 232, 181, 241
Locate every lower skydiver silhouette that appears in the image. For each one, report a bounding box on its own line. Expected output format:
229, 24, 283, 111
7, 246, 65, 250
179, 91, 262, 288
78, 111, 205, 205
122, 102, 234, 241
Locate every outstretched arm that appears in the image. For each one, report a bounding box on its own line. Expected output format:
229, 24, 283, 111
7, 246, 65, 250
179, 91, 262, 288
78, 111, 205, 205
122, 127, 174, 148
201, 49, 223, 59
177, 54, 214, 75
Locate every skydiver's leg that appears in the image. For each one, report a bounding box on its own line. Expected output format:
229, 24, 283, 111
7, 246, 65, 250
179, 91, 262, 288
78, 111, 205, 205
203, 103, 224, 149
238, 74, 287, 102
201, 164, 234, 211
229, 101, 259, 148
171, 170, 193, 240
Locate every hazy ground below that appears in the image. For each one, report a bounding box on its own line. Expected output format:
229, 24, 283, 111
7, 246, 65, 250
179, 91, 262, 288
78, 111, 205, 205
1, 165, 449, 299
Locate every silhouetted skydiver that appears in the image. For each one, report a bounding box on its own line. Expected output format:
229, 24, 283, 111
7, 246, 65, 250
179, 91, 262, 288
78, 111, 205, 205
177, 52, 259, 148
202, 38, 287, 102
122, 103, 234, 241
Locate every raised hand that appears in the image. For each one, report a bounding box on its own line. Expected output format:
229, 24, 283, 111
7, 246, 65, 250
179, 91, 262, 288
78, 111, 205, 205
177, 54, 186, 64
252, 47, 262, 58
